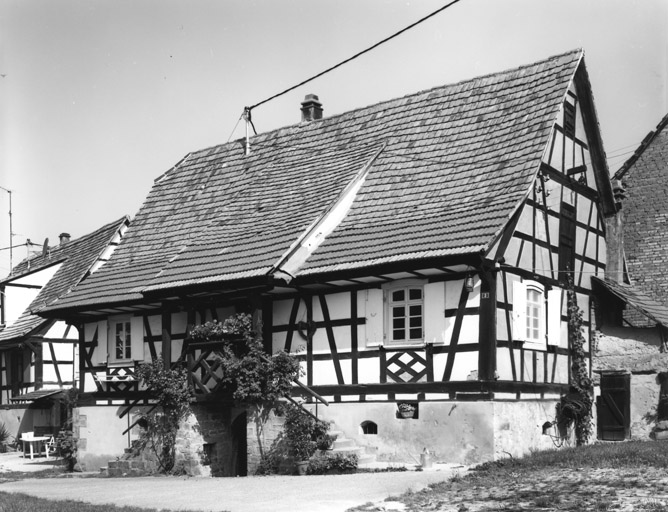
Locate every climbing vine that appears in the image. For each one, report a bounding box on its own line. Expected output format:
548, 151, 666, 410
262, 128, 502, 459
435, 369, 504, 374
136, 357, 193, 473
189, 313, 301, 404
557, 274, 594, 446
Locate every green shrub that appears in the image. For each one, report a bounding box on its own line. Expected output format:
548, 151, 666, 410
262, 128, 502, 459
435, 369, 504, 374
56, 429, 77, 471
0, 421, 10, 444
283, 402, 331, 461
307, 452, 358, 474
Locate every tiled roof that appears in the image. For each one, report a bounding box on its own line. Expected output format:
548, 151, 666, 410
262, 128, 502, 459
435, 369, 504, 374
592, 277, 668, 327
45, 49, 584, 311
0, 217, 127, 343
10, 388, 64, 402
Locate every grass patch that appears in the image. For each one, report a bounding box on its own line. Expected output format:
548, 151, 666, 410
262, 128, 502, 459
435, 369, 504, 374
346, 441, 668, 512
0, 491, 229, 512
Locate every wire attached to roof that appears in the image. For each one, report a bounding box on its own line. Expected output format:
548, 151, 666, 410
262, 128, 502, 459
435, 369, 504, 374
246, 0, 464, 113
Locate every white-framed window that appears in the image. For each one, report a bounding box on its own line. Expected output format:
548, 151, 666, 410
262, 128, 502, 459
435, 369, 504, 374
512, 280, 562, 349
111, 317, 132, 361
108, 315, 144, 363
385, 281, 424, 345
525, 285, 544, 343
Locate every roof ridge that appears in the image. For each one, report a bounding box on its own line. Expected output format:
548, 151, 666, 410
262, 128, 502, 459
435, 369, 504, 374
3, 215, 129, 282
185, 48, 584, 160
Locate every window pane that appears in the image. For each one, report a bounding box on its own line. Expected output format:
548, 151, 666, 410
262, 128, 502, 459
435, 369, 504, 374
409, 328, 422, 339
409, 305, 422, 316
392, 290, 405, 302
392, 306, 405, 318
409, 288, 422, 301
393, 329, 405, 341
393, 318, 405, 329
409, 316, 422, 328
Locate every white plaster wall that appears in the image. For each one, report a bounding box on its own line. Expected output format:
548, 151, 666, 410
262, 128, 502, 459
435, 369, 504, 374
304, 400, 495, 465
42, 341, 76, 387
75, 405, 151, 471
0, 407, 53, 444
494, 400, 569, 457
3, 263, 62, 325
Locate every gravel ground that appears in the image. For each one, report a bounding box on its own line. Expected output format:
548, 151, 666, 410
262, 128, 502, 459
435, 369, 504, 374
351, 466, 668, 512
0, 454, 466, 512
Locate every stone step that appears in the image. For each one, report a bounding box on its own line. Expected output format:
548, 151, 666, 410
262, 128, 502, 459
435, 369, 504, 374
331, 437, 356, 450
105, 458, 153, 477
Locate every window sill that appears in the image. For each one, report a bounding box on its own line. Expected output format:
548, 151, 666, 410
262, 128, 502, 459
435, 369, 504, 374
520, 341, 547, 351
385, 341, 427, 349
108, 360, 135, 368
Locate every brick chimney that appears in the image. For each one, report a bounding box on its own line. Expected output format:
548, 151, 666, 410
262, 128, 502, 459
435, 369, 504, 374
59, 233, 71, 246
301, 94, 323, 122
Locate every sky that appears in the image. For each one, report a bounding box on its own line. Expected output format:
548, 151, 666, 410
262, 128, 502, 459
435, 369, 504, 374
0, 0, 666, 276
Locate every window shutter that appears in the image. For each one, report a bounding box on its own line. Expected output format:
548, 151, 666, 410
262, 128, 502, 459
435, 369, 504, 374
512, 280, 527, 342
547, 288, 563, 346
424, 282, 446, 344
365, 288, 384, 347
131, 316, 145, 361
92, 320, 108, 364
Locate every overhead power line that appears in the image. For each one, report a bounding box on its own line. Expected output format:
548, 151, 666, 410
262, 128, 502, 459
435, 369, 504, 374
248, 0, 464, 112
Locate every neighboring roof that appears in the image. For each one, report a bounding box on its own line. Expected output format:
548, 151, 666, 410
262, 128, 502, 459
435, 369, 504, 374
592, 277, 668, 327
46, 49, 589, 312
9, 389, 64, 402
611, 112, 668, 310
0, 217, 128, 343
613, 113, 668, 181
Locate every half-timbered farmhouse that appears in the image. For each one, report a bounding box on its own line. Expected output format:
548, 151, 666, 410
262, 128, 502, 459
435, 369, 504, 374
592, 113, 668, 442
41, 49, 620, 474
0, 218, 128, 440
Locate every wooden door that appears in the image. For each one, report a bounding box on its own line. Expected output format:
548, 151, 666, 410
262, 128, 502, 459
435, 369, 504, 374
596, 372, 630, 441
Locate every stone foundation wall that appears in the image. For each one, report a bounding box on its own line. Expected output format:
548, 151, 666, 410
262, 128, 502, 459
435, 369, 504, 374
174, 403, 247, 477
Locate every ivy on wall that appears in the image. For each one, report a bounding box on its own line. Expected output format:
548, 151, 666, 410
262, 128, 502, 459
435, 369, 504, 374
558, 274, 594, 446
136, 358, 193, 472
137, 313, 302, 473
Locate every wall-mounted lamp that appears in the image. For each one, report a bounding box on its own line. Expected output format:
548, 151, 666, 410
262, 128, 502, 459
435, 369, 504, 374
464, 274, 475, 293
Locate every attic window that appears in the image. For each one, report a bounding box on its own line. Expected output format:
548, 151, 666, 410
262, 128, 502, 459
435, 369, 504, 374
563, 101, 576, 139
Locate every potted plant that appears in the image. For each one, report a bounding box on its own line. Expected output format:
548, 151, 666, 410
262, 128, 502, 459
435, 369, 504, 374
397, 402, 417, 419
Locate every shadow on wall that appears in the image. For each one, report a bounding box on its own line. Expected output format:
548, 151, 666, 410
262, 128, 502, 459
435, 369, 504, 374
0, 401, 58, 449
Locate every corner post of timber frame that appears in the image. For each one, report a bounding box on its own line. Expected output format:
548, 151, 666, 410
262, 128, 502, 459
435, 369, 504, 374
478, 260, 498, 384
261, 297, 273, 355
78, 323, 86, 392
161, 309, 172, 370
